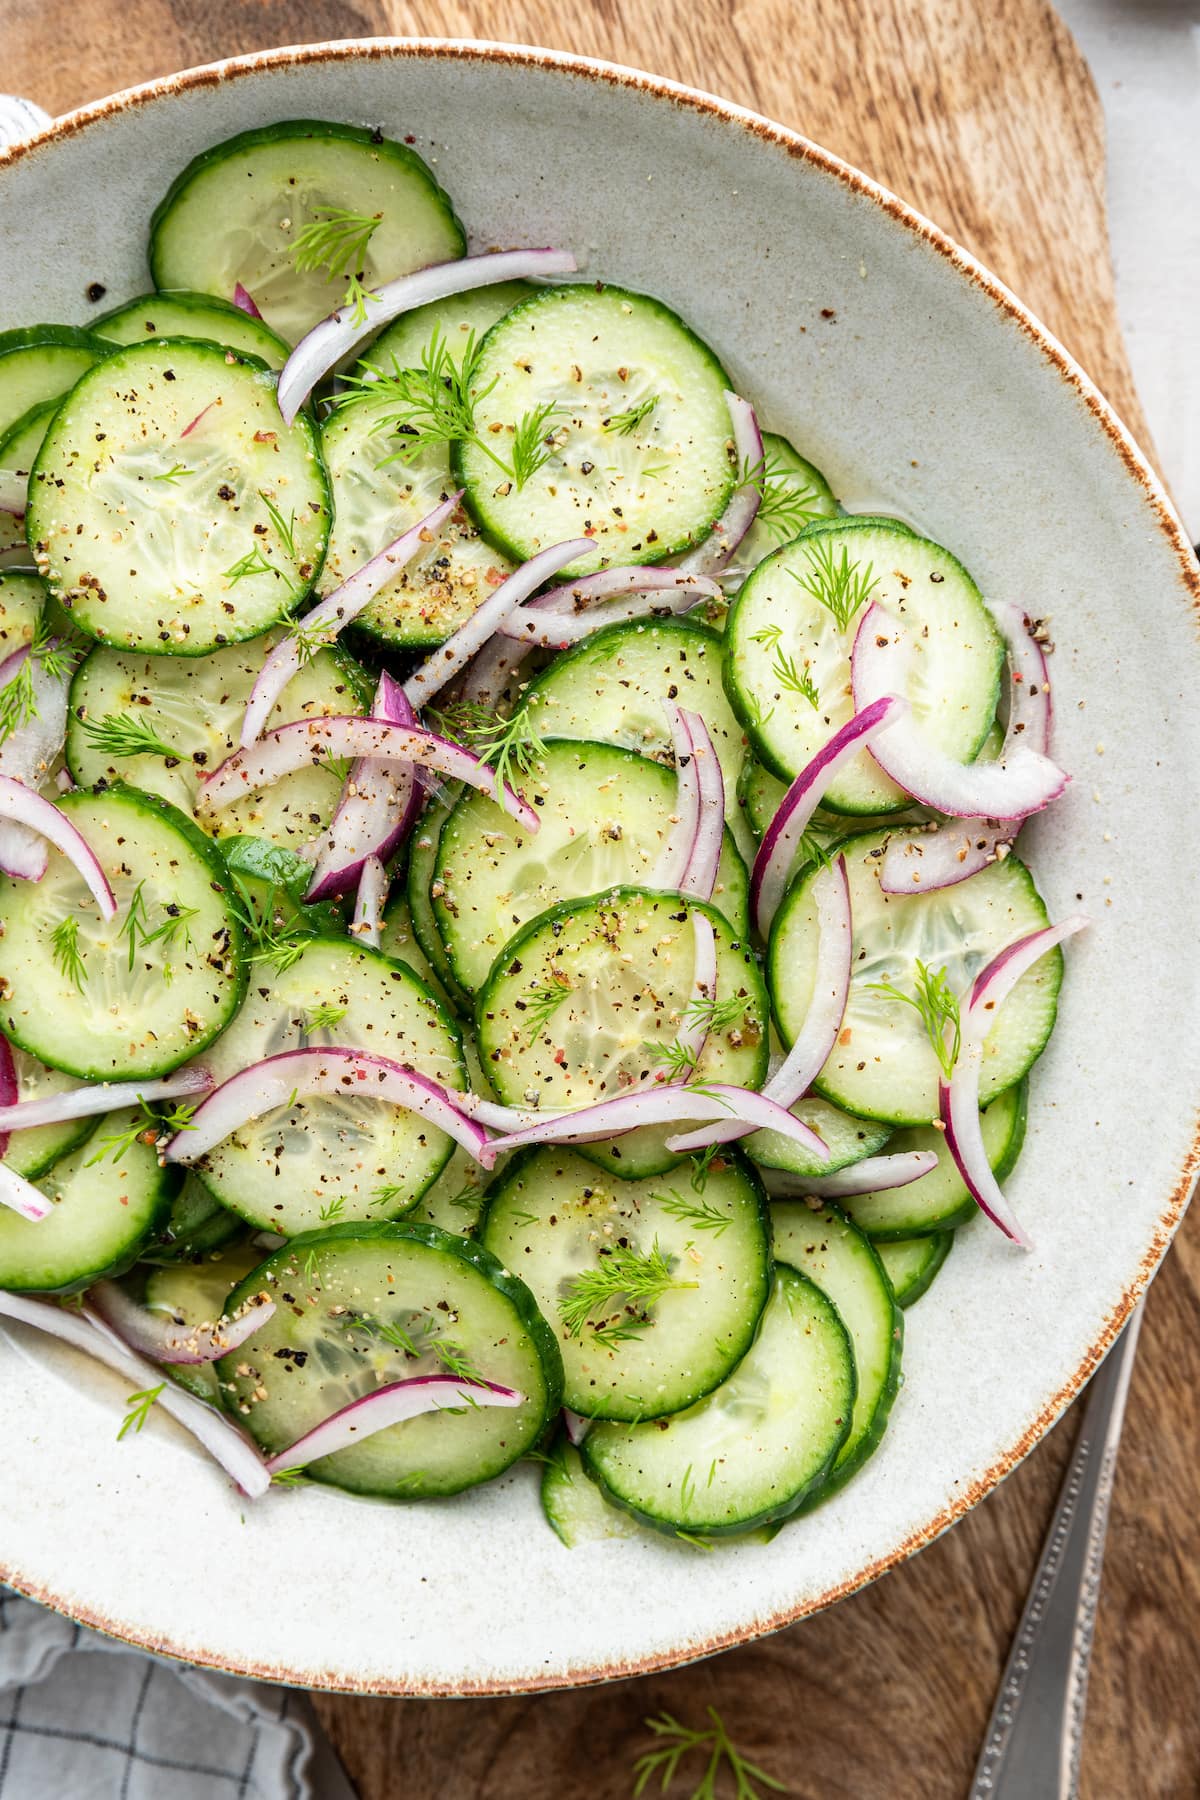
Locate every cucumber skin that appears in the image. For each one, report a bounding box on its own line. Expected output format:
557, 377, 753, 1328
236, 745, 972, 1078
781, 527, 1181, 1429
148, 119, 466, 291
0, 399, 62, 467
582, 1267, 855, 1540
92, 290, 290, 364
0, 324, 109, 358
7, 1160, 180, 1297
888, 1232, 953, 1307
861, 1080, 1029, 1241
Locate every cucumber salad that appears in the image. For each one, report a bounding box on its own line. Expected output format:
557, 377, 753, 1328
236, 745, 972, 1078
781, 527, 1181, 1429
0, 118, 1081, 1545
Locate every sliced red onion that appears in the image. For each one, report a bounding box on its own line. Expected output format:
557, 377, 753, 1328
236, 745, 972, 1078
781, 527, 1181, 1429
0, 1065, 213, 1135
650, 703, 701, 891
531, 566, 723, 620
0, 470, 26, 518
200, 716, 539, 834
89, 1279, 275, 1366
240, 495, 463, 746
162, 1047, 490, 1166
0, 643, 73, 882
563, 1408, 592, 1445
0, 775, 115, 917
233, 282, 264, 319
941, 915, 1087, 1246
880, 604, 1056, 893
498, 573, 722, 646
263, 1371, 524, 1475
352, 855, 387, 948
852, 603, 1066, 820
401, 538, 592, 712
0, 1034, 13, 1165
759, 1149, 940, 1199
679, 711, 724, 901
305, 672, 420, 904
457, 633, 532, 709
750, 698, 903, 938
0, 1163, 54, 1222
0, 1291, 270, 1496
180, 402, 216, 440
669, 857, 851, 1154
672, 393, 763, 576
480, 1083, 828, 1169
277, 247, 578, 427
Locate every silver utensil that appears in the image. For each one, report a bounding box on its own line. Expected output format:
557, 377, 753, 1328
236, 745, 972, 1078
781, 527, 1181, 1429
970, 1300, 1145, 1798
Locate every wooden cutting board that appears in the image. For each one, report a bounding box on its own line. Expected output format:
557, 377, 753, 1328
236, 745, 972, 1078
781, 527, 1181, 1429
6, 5, 1198, 1796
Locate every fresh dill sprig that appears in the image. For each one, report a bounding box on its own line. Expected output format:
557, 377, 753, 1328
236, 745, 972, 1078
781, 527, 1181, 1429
498, 400, 560, 490
225, 873, 313, 974
656, 1188, 731, 1237
317, 1197, 346, 1223
160, 1099, 199, 1135
603, 394, 658, 436
50, 915, 87, 992
681, 990, 747, 1033
117, 1384, 165, 1442
633, 1708, 786, 1800
85, 1097, 195, 1167
429, 699, 548, 799
515, 970, 573, 1045
793, 534, 878, 633
559, 1239, 696, 1340
303, 1002, 347, 1034
689, 1145, 722, 1192
152, 463, 189, 485
223, 545, 280, 588
343, 1310, 487, 1383
269, 1466, 309, 1488
0, 656, 39, 743
289, 206, 383, 326
367, 1182, 406, 1210
770, 648, 820, 710
79, 710, 177, 760
119, 884, 198, 968
747, 623, 783, 651
647, 1036, 702, 1082
287, 614, 335, 667
259, 492, 298, 560
867, 960, 962, 1079
740, 452, 833, 540
119, 881, 149, 972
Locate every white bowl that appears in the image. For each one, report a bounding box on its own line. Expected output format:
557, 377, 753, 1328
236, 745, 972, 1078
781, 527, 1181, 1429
0, 39, 1196, 1695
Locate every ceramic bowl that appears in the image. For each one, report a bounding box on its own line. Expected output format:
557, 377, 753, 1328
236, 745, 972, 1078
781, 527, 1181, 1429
0, 40, 1196, 1696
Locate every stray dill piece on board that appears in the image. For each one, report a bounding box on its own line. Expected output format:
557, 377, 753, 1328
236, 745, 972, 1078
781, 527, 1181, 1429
868, 960, 962, 1078
117, 1384, 165, 1442
559, 1239, 697, 1341
289, 205, 383, 327
634, 1708, 786, 1800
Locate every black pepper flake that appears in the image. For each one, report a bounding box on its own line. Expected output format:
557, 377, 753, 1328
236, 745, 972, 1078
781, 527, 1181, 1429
85, 281, 107, 304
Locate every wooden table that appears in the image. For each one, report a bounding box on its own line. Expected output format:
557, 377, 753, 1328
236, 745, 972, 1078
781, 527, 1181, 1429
6, 4, 1198, 1795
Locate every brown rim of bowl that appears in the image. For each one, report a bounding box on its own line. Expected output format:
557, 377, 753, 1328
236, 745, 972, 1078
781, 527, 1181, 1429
1, 36, 1197, 1698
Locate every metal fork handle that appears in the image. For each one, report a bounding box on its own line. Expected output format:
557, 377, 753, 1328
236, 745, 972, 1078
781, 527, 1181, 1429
970, 1300, 1144, 1799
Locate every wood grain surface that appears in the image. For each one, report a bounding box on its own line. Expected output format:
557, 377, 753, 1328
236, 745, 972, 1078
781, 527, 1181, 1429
5, 5, 1195, 1797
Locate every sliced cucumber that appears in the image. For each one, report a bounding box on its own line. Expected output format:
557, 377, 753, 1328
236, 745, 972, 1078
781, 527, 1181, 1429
144, 1239, 264, 1400
94, 290, 288, 367
366, 283, 536, 374
771, 1201, 902, 1490
725, 520, 1003, 811
770, 830, 1060, 1124
0, 325, 107, 438
141, 1172, 245, 1265
28, 339, 330, 655
0, 785, 245, 1079
149, 121, 465, 346
4, 1047, 97, 1180
408, 1146, 489, 1237
842, 1080, 1028, 1237
746, 1093, 891, 1178
0, 403, 58, 567
480, 1146, 771, 1420
583, 1266, 854, 1537
877, 1233, 953, 1307
0, 571, 44, 662
542, 1436, 642, 1547
737, 755, 787, 841
217, 1222, 563, 1498
405, 787, 471, 1015
476, 888, 767, 1180
733, 433, 838, 572
193, 937, 465, 1235
454, 284, 735, 577
0, 1110, 173, 1292
67, 634, 369, 853
378, 896, 456, 1013
432, 738, 749, 993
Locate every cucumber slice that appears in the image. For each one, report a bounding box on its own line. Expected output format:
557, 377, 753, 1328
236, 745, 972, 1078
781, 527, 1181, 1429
405, 787, 471, 1015
193, 937, 465, 1235
737, 756, 786, 842
517, 619, 752, 854
542, 1436, 642, 1546
149, 121, 465, 346
747, 1094, 891, 1178
366, 283, 536, 374
453, 284, 735, 578
771, 1201, 902, 1491
0, 403, 58, 567
476, 888, 768, 1180
94, 290, 289, 367
217, 1222, 563, 1498
4, 1047, 97, 1180
0, 571, 44, 662
770, 831, 1060, 1124
725, 520, 1003, 812
842, 1080, 1028, 1237
28, 339, 330, 655
408, 1146, 489, 1237
0, 1110, 174, 1292
876, 1233, 953, 1307
0, 785, 245, 1079
480, 1146, 771, 1420
141, 1172, 245, 1265
67, 634, 369, 854
583, 1266, 855, 1537
144, 1239, 264, 1400
432, 738, 749, 994
733, 433, 838, 572
378, 896, 455, 1013
0, 326, 107, 438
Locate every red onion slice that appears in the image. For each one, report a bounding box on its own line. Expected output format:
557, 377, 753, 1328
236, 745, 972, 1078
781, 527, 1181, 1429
668, 857, 851, 1154
263, 1372, 524, 1475
0, 1032, 14, 1161
498, 574, 721, 647
0, 1291, 270, 1496
759, 1149, 940, 1199
161, 1047, 489, 1166
562, 1408, 592, 1445
277, 247, 578, 426
650, 704, 701, 891
941, 915, 1087, 1246
0, 1164, 54, 1222
672, 394, 763, 576
0, 472, 26, 518
852, 603, 1066, 820
0, 1065, 213, 1135
0, 643, 73, 882
881, 602, 1055, 893
0, 775, 116, 917
89, 1279, 275, 1366
679, 710, 724, 901
232, 283, 264, 319
749, 698, 903, 938
669, 911, 718, 1078
531, 566, 723, 620
200, 716, 539, 834
401, 538, 592, 712
457, 634, 532, 709
241, 495, 462, 746
352, 854, 387, 948
305, 673, 420, 904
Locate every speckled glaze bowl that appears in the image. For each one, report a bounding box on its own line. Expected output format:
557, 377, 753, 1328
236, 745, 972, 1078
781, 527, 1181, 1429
0, 40, 1196, 1696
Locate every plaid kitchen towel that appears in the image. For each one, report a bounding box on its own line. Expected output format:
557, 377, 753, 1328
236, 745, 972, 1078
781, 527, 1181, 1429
0, 1589, 356, 1799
